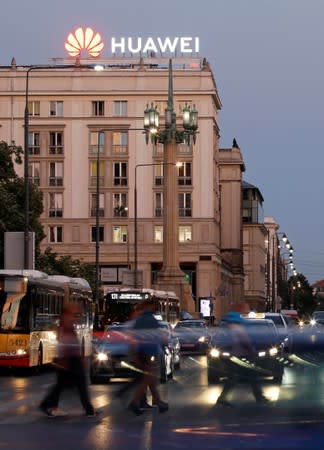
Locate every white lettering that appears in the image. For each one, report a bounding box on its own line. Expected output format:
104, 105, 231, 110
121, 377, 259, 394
195, 37, 200, 53
180, 37, 192, 53
142, 37, 158, 54
110, 36, 200, 54
157, 37, 179, 53
127, 37, 142, 53
111, 37, 125, 53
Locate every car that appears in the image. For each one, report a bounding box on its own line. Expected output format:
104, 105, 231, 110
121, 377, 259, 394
207, 318, 285, 384
90, 321, 178, 384
174, 319, 211, 354
245, 312, 292, 351
157, 320, 181, 371
312, 311, 324, 326
90, 323, 136, 383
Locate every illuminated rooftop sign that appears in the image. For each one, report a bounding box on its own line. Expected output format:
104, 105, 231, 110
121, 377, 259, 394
65, 27, 104, 57
65, 27, 199, 58
111, 37, 199, 54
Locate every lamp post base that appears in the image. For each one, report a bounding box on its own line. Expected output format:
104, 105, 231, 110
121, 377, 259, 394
154, 269, 195, 314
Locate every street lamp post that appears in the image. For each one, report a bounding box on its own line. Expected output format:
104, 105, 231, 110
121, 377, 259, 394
24, 63, 103, 270
134, 162, 180, 288
143, 59, 198, 308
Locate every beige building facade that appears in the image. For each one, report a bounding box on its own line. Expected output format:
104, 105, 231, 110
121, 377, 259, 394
1, 56, 241, 317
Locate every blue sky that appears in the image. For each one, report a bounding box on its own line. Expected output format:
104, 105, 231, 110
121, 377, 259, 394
1, 0, 323, 283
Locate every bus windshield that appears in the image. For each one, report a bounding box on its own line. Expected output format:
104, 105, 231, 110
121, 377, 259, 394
103, 289, 180, 327
0, 276, 29, 330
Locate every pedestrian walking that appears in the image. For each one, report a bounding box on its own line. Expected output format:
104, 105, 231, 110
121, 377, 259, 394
39, 300, 97, 418
216, 311, 270, 407
128, 298, 169, 415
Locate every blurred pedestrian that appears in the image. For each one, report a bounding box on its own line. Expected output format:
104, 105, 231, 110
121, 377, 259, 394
128, 298, 169, 415
39, 301, 97, 418
216, 311, 269, 407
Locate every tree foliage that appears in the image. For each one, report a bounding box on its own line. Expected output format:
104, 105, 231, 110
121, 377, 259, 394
0, 141, 44, 267
36, 247, 96, 294
288, 273, 317, 318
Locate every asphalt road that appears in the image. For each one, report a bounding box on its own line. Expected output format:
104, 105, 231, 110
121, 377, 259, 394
0, 355, 324, 449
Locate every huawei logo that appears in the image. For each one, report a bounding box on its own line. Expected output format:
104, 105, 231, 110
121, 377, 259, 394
65, 27, 104, 58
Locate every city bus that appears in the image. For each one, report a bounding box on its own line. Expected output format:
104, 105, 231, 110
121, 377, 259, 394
103, 288, 180, 327
0, 270, 93, 369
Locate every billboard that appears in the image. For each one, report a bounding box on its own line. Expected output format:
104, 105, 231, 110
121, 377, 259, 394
4, 232, 35, 270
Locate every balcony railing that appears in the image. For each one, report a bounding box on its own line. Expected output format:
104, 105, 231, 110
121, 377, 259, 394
49, 209, 63, 218
49, 177, 63, 186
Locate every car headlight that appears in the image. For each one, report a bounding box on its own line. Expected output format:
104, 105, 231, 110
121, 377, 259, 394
198, 336, 206, 342
258, 351, 266, 357
209, 348, 220, 358
310, 319, 316, 326
96, 352, 109, 362
269, 347, 278, 356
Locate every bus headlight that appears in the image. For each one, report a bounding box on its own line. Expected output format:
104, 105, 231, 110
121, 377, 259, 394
16, 349, 27, 356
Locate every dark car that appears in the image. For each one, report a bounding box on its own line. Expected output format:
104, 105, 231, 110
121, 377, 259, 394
174, 319, 211, 354
90, 321, 178, 384
90, 323, 136, 383
312, 311, 324, 326
207, 318, 285, 384
158, 320, 181, 371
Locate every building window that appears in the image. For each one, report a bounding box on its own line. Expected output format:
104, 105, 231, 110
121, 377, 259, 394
92, 101, 105, 116
91, 226, 104, 242
49, 226, 63, 243
113, 162, 128, 186
113, 101, 128, 116
28, 162, 40, 186
49, 162, 63, 186
90, 193, 104, 217
154, 163, 164, 186
49, 101, 63, 116
28, 100, 40, 116
154, 226, 163, 243
49, 132, 64, 155
154, 192, 163, 217
49, 192, 63, 217
28, 132, 40, 155
179, 225, 192, 242
89, 131, 104, 154
113, 193, 128, 217
113, 226, 128, 243
90, 160, 104, 186
178, 162, 192, 185
112, 132, 128, 154
179, 192, 192, 217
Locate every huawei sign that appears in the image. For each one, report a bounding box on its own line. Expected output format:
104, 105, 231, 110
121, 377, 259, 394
65, 27, 199, 58
65, 27, 104, 58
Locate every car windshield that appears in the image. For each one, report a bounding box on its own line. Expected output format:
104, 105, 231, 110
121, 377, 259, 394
265, 315, 285, 327
313, 311, 324, 320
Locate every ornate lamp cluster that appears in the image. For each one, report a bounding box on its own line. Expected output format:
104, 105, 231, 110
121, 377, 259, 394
143, 59, 198, 146
143, 102, 198, 145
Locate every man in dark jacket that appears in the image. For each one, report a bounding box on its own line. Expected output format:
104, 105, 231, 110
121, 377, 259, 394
128, 299, 169, 415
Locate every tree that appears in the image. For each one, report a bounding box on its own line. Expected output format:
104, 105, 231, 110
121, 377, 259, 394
36, 247, 96, 293
288, 273, 317, 318
0, 141, 45, 267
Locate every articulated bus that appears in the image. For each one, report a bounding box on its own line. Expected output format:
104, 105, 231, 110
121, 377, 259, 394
0, 270, 93, 369
104, 288, 180, 326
